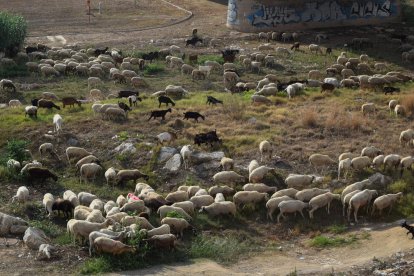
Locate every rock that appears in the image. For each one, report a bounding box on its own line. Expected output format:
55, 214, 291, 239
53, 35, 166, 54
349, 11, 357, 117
191, 151, 225, 165
194, 160, 221, 178
23, 227, 50, 250
67, 138, 79, 146
158, 147, 178, 163
0, 212, 28, 236
368, 173, 392, 189
163, 154, 181, 172
114, 142, 136, 155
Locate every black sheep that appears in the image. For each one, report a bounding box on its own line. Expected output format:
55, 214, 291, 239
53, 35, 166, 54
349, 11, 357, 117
2, 82, 16, 93
52, 199, 74, 219
94, 47, 109, 57
194, 130, 221, 147
26, 167, 58, 184
290, 42, 300, 51
321, 83, 335, 93
186, 37, 203, 47
206, 96, 223, 105
183, 111, 205, 122
31, 98, 39, 107
401, 220, 414, 239
221, 49, 239, 63
25, 46, 38, 54
118, 102, 132, 112
37, 99, 61, 110
118, 90, 138, 98
383, 86, 400, 95
158, 95, 176, 108
326, 48, 332, 55
62, 97, 81, 108
142, 51, 159, 63
148, 108, 172, 121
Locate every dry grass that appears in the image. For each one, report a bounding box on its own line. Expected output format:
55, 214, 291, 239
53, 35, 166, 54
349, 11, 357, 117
301, 108, 318, 128
222, 96, 247, 121
323, 109, 370, 136
401, 94, 414, 117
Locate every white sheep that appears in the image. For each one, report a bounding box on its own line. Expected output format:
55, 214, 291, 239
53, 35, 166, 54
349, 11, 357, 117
362, 103, 376, 116
104, 167, 117, 186
348, 189, 378, 223
213, 171, 244, 184
233, 191, 269, 209
351, 156, 371, 171
277, 200, 309, 223
341, 189, 361, 217
383, 154, 401, 170
157, 132, 177, 145
371, 192, 403, 216
308, 192, 341, 219
93, 237, 135, 255
80, 163, 102, 184
145, 224, 171, 238
88, 77, 103, 89
200, 201, 236, 217
259, 140, 272, 163
86, 210, 105, 223
63, 190, 79, 207
190, 195, 215, 209
68, 219, 114, 244
160, 217, 191, 238
338, 158, 352, 180
74, 206, 92, 220
266, 196, 292, 221
43, 193, 54, 216
220, 157, 234, 171
271, 188, 299, 199
249, 166, 273, 183
165, 191, 188, 203
323, 77, 340, 87
66, 147, 92, 165
6, 159, 21, 172
400, 156, 414, 175
372, 155, 385, 170
12, 186, 29, 204
338, 152, 356, 161
119, 201, 146, 214
88, 230, 126, 256
39, 143, 54, 157
395, 105, 406, 117
389, 100, 398, 113
400, 129, 414, 147
8, 99, 22, 108
208, 185, 235, 197
171, 201, 195, 216
214, 193, 225, 203
285, 83, 305, 99
105, 107, 127, 121
186, 186, 201, 197
341, 178, 372, 201
52, 114, 63, 134
89, 199, 104, 212
106, 211, 127, 222
78, 192, 98, 206
308, 44, 323, 54
194, 189, 208, 196
157, 206, 192, 221
295, 188, 329, 202
25, 106, 38, 118
309, 154, 335, 172
361, 146, 382, 159
285, 174, 315, 189
180, 145, 193, 170
121, 216, 153, 229
308, 70, 322, 80
248, 160, 260, 176
243, 183, 276, 193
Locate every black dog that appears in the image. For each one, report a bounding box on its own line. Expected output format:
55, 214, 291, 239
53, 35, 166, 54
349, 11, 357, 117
401, 220, 414, 239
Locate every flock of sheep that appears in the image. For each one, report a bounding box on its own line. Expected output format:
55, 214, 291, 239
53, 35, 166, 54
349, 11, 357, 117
0, 29, 413, 262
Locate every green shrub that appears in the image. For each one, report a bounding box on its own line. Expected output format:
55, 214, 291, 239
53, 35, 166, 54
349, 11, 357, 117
165, 211, 186, 220
197, 54, 224, 65
0, 11, 27, 55
6, 139, 30, 163
144, 63, 164, 75
0, 63, 28, 78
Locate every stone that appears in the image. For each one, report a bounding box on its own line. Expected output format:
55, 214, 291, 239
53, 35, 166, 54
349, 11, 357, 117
191, 151, 225, 165
23, 227, 50, 250
114, 142, 136, 155
158, 147, 178, 163
368, 173, 392, 189
163, 154, 181, 172
67, 138, 79, 146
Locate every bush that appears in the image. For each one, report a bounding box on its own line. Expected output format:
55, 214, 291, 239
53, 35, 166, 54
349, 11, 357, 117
144, 63, 164, 75
197, 54, 224, 65
0, 12, 27, 56
6, 139, 30, 163
301, 108, 318, 128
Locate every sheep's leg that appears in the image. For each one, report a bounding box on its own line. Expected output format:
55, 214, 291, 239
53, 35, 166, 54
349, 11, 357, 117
388, 204, 393, 215
308, 209, 313, 219
277, 212, 283, 223
299, 210, 305, 219
342, 203, 346, 217
354, 206, 359, 223
347, 205, 352, 222
371, 205, 376, 216
327, 202, 331, 214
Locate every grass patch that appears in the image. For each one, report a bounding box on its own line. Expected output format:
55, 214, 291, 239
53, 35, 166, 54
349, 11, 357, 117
301, 108, 318, 128
310, 232, 370, 248
189, 234, 260, 264
327, 224, 348, 234
197, 54, 224, 65
144, 63, 165, 75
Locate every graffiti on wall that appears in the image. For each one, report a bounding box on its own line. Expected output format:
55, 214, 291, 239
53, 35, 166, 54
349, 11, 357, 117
246, 0, 397, 27
227, 0, 239, 25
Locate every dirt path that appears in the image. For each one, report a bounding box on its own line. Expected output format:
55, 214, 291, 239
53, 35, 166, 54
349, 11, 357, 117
111, 222, 413, 275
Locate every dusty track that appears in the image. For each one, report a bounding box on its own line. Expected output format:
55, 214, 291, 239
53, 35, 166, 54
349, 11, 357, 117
111, 222, 413, 275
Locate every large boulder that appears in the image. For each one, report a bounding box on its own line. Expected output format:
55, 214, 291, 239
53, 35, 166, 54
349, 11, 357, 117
158, 147, 178, 163
191, 151, 225, 165
0, 212, 28, 236
163, 154, 182, 172
114, 142, 136, 155
368, 173, 393, 189
23, 227, 50, 250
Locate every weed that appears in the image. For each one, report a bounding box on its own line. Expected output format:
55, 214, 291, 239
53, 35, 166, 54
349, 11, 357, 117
309, 232, 370, 248
222, 96, 246, 121
165, 210, 186, 220
197, 54, 224, 65
301, 108, 318, 128
327, 224, 347, 234
117, 131, 129, 141
5, 139, 30, 163
144, 63, 165, 75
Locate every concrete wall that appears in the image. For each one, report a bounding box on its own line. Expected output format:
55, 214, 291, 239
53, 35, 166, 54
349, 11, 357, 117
227, 0, 401, 32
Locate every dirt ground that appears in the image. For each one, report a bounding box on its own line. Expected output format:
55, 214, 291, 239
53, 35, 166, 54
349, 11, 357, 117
111, 222, 414, 275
